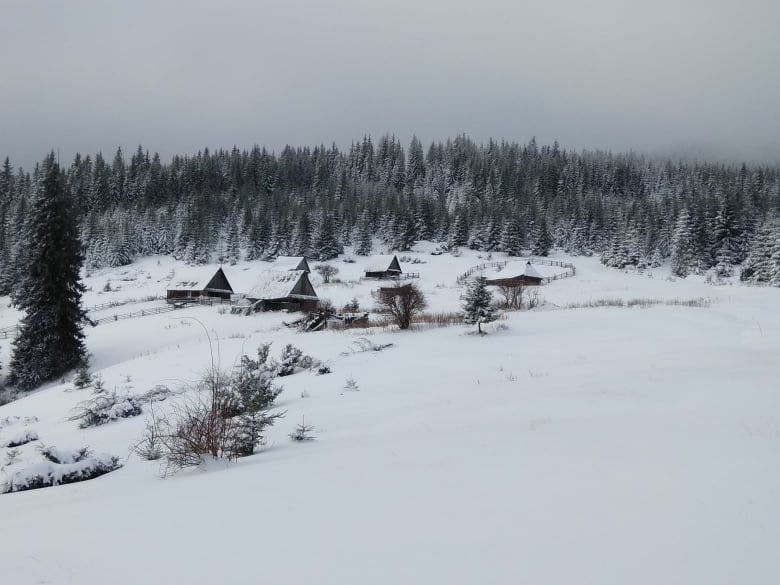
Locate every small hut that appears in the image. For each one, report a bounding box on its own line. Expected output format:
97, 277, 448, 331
364, 254, 402, 279
485, 261, 544, 287
244, 270, 319, 312
166, 267, 234, 303
271, 256, 311, 273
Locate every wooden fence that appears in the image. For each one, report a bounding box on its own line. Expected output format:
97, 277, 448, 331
456, 258, 576, 285
84, 296, 164, 313
0, 324, 18, 340
89, 304, 182, 326
0, 300, 182, 339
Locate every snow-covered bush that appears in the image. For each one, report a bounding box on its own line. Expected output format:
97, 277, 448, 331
68, 392, 143, 428
1, 446, 121, 494
0, 429, 39, 448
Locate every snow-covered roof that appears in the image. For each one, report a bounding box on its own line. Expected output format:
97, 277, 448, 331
165, 267, 231, 292
247, 270, 316, 300
365, 255, 401, 272
523, 262, 543, 279
271, 256, 306, 271
493, 261, 543, 279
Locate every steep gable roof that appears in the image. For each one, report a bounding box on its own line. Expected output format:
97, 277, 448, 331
365, 254, 402, 273
166, 266, 233, 292
271, 256, 310, 272
247, 270, 317, 301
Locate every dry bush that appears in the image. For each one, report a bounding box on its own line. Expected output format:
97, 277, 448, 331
411, 311, 465, 327
137, 363, 283, 475
374, 282, 427, 330
563, 298, 628, 309
666, 297, 711, 307
563, 297, 710, 310
498, 284, 524, 310
368, 311, 487, 331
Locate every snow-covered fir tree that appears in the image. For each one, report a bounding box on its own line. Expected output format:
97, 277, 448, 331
740, 220, 780, 285
8, 154, 87, 391
531, 218, 553, 257
670, 209, 697, 277
462, 277, 499, 334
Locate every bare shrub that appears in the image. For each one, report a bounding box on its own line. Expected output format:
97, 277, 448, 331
374, 282, 427, 330
138, 359, 284, 475
524, 288, 541, 310
498, 284, 524, 310
315, 264, 339, 283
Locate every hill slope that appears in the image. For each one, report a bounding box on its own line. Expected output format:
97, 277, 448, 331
1, 246, 779, 585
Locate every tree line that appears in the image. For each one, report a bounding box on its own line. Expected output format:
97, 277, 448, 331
1, 134, 780, 293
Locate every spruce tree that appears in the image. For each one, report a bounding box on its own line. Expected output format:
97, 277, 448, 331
8, 154, 87, 391
670, 210, 696, 277
500, 219, 524, 257
462, 277, 499, 334
531, 218, 553, 256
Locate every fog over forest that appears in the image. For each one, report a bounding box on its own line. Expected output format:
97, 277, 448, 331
2, 0, 779, 168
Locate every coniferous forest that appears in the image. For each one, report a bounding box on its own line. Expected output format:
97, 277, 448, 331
2, 134, 780, 295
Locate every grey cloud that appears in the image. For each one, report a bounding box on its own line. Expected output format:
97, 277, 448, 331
1, 0, 779, 168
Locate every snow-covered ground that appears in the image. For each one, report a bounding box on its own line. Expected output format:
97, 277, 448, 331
1, 244, 779, 585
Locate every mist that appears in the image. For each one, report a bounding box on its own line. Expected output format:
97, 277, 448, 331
2, 0, 779, 169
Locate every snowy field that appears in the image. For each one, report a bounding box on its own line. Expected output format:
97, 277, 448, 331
1, 244, 779, 585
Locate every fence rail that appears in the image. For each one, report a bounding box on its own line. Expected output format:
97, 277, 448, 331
0, 324, 18, 340
84, 296, 164, 313
1, 298, 179, 339
456, 257, 576, 285
89, 304, 182, 326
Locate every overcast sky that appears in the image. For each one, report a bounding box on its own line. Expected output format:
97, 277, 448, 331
2, 0, 779, 169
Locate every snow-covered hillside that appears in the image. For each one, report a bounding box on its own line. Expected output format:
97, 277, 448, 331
1, 245, 779, 585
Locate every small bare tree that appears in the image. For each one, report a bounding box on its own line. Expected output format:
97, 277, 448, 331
497, 283, 524, 310
315, 264, 339, 283
375, 281, 427, 330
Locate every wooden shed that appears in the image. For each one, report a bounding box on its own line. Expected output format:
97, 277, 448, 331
166, 267, 234, 303
271, 256, 311, 273
245, 270, 319, 312
485, 261, 544, 287
364, 255, 403, 279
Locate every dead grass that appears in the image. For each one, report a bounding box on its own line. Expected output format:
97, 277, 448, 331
563, 297, 711, 310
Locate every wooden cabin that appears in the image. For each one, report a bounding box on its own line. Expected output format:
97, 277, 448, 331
485, 261, 544, 287
271, 256, 311, 273
245, 270, 319, 312
364, 255, 403, 279
166, 267, 234, 303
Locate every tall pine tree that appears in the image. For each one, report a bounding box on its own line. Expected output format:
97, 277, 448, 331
9, 154, 87, 391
